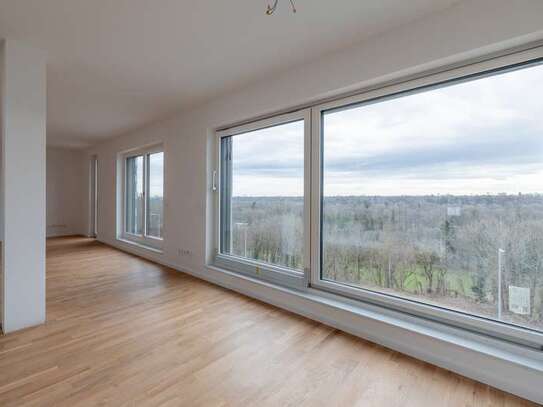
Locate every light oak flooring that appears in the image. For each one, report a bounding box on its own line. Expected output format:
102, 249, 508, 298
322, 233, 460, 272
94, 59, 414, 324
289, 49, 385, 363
0, 237, 538, 406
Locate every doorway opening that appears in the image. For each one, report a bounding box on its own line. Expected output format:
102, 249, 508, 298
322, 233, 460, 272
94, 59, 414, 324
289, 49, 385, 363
89, 156, 98, 238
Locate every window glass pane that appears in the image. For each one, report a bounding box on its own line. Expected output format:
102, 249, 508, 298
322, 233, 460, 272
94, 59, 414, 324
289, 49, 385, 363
126, 155, 144, 235
147, 152, 164, 239
221, 120, 304, 270
322, 63, 543, 332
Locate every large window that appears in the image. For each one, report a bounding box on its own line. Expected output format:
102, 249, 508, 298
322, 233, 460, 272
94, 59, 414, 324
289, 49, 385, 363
317, 62, 543, 337
216, 111, 310, 287
214, 51, 543, 347
123, 147, 164, 248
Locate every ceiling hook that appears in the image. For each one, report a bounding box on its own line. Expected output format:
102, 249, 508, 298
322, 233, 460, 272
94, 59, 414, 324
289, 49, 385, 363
266, 0, 296, 15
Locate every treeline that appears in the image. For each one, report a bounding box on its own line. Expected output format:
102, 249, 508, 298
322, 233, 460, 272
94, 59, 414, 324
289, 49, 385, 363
230, 194, 543, 331
231, 197, 304, 269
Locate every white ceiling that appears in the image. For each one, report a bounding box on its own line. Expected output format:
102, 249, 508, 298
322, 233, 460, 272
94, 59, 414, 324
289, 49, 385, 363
0, 0, 461, 148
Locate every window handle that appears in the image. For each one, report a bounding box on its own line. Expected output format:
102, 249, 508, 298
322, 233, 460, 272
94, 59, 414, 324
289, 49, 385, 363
212, 170, 217, 191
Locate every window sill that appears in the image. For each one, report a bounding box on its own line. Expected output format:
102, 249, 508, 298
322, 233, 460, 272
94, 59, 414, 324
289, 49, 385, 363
116, 237, 163, 254
213, 254, 306, 290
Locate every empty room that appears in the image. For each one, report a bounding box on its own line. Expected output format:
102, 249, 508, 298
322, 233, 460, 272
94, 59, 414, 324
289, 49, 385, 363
1, 1, 543, 405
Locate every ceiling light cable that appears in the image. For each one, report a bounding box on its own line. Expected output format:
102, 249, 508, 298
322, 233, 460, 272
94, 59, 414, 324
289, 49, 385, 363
266, 0, 297, 15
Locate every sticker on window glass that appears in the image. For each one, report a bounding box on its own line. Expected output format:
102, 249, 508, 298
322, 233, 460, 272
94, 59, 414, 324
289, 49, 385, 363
508, 286, 531, 315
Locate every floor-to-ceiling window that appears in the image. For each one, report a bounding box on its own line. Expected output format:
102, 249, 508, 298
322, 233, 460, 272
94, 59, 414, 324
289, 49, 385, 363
122, 146, 164, 248
213, 49, 543, 348
316, 61, 543, 338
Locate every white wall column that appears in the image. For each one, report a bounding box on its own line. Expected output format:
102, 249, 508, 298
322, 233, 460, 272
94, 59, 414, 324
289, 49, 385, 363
0, 39, 47, 333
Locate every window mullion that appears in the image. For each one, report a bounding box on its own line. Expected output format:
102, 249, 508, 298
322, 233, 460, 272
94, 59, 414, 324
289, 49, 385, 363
310, 106, 322, 289
303, 108, 312, 286
220, 137, 233, 254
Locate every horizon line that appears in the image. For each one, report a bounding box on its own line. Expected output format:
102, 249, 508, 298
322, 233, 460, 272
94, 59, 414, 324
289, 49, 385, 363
232, 192, 543, 198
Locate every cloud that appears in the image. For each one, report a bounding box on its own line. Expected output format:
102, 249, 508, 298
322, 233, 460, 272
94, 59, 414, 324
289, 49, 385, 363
149, 152, 164, 197
229, 62, 543, 197
323, 128, 542, 176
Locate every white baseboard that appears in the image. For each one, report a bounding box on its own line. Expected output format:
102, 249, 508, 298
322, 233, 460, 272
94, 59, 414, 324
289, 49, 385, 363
46, 232, 74, 238
46, 230, 86, 238
100, 237, 543, 404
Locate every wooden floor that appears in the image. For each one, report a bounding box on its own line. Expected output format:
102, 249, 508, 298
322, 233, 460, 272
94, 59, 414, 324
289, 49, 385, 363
0, 237, 537, 406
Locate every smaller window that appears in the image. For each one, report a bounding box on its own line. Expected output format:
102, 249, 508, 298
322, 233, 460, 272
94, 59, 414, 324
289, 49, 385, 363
214, 110, 310, 288
121, 146, 164, 248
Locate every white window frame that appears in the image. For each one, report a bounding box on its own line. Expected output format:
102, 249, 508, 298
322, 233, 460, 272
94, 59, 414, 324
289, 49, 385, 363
120, 144, 164, 250
213, 110, 311, 289
212, 45, 543, 349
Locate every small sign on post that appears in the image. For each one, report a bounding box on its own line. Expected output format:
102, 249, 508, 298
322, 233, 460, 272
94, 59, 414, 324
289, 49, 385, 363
447, 206, 461, 217
508, 286, 531, 315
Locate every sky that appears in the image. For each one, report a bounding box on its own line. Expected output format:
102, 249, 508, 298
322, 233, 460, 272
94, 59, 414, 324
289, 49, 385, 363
231, 62, 543, 197
132, 152, 163, 198
149, 152, 164, 197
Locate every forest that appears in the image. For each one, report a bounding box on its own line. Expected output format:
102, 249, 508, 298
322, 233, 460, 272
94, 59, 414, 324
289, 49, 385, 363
228, 194, 543, 332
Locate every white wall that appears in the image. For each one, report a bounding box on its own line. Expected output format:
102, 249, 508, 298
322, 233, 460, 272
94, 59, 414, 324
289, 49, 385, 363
1, 39, 47, 333
46, 147, 89, 237
88, 0, 543, 272
85, 0, 543, 401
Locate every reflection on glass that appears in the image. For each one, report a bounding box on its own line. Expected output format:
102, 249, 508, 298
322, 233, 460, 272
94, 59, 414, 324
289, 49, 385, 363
221, 120, 304, 270
147, 152, 164, 239
322, 63, 543, 332
126, 155, 144, 235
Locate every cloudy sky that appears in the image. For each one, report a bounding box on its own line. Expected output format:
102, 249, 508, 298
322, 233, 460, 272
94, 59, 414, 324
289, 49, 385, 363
149, 152, 164, 197
231, 62, 543, 197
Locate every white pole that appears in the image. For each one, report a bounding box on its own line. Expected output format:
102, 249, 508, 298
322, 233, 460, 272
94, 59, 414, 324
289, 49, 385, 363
235, 222, 248, 258
244, 227, 247, 258
498, 248, 505, 320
